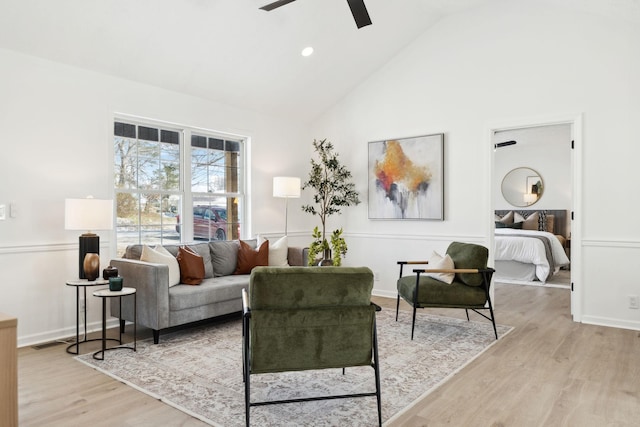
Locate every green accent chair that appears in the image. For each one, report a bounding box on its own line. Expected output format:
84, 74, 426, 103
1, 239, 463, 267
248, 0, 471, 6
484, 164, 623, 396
242, 266, 382, 427
396, 242, 497, 340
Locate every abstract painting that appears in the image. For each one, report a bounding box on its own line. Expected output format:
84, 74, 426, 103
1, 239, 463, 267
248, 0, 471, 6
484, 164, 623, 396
368, 133, 444, 220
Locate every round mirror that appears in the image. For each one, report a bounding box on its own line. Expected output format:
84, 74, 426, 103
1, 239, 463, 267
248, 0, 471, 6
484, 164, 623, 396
501, 167, 543, 207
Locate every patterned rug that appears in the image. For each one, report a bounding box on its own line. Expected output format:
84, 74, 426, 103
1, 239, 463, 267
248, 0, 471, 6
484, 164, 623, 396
76, 309, 511, 426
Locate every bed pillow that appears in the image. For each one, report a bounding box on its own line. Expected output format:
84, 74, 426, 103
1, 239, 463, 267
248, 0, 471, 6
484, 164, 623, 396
522, 212, 539, 230
496, 211, 514, 225
176, 246, 205, 285
495, 220, 522, 229
426, 251, 455, 284
140, 245, 180, 287
546, 214, 555, 234
235, 240, 269, 274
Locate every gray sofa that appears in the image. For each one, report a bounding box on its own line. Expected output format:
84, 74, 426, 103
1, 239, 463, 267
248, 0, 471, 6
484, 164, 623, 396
110, 240, 308, 343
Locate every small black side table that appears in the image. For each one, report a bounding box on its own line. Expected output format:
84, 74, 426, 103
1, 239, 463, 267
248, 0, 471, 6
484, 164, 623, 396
92, 287, 137, 360
65, 279, 113, 355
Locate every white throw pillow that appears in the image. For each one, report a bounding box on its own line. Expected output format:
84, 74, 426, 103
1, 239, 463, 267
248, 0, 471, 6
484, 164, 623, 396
514, 212, 525, 224
259, 235, 289, 266
140, 245, 181, 287
426, 251, 455, 284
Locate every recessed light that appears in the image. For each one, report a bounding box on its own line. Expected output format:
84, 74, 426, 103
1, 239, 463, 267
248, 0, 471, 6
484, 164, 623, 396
301, 46, 314, 57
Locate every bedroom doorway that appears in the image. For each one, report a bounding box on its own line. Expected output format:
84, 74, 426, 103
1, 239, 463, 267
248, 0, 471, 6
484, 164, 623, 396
489, 114, 582, 320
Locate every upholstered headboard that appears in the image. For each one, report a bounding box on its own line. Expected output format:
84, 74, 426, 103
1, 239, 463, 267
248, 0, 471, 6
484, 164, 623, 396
495, 209, 568, 239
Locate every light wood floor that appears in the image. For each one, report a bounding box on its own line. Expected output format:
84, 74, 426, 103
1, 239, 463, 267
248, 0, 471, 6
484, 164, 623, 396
18, 283, 640, 426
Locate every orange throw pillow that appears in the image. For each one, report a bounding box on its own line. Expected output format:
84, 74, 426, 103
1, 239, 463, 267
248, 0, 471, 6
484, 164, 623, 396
234, 240, 269, 274
176, 246, 205, 285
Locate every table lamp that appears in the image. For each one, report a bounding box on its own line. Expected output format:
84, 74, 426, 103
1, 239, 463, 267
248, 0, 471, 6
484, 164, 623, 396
65, 197, 113, 279
273, 177, 300, 235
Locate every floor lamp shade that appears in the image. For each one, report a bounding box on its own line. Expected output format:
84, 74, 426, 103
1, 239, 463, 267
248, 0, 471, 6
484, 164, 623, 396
273, 177, 300, 235
65, 198, 113, 279
273, 177, 301, 198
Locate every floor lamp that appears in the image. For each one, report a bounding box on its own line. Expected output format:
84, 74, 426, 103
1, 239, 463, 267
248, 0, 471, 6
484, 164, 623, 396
273, 177, 300, 235
65, 197, 113, 279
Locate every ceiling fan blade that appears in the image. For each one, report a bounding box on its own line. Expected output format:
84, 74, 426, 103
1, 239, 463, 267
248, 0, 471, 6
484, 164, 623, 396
260, 0, 298, 12
346, 0, 372, 28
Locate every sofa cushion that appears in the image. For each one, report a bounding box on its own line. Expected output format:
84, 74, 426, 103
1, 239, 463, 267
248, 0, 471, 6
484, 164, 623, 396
425, 251, 455, 284
397, 274, 487, 307
209, 240, 240, 277
185, 243, 214, 279
169, 275, 250, 311
235, 240, 269, 274
139, 245, 180, 287
446, 242, 488, 287
177, 246, 205, 285
269, 236, 288, 266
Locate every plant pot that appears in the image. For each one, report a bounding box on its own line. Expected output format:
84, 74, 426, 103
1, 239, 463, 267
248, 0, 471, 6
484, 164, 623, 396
318, 248, 333, 266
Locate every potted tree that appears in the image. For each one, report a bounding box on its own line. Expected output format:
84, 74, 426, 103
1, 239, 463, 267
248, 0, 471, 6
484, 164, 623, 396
302, 139, 360, 266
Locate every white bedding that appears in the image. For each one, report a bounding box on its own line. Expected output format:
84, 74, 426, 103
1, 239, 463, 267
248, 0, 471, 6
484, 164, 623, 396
495, 229, 570, 282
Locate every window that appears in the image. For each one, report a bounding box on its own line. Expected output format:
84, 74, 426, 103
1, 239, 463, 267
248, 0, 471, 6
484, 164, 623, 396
113, 119, 245, 256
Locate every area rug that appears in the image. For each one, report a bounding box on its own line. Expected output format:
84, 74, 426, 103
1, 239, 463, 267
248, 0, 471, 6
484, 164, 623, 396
75, 309, 511, 426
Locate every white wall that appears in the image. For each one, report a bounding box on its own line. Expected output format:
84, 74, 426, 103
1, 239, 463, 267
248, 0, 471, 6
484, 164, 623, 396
310, 0, 640, 329
0, 48, 312, 346
493, 124, 572, 233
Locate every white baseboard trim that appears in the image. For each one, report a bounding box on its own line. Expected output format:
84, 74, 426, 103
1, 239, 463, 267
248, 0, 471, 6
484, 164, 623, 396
580, 315, 640, 332
373, 288, 396, 299
19, 318, 120, 348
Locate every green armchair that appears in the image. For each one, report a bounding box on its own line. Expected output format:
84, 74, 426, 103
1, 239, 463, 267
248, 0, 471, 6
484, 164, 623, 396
242, 266, 382, 427
396, 242, 497, 340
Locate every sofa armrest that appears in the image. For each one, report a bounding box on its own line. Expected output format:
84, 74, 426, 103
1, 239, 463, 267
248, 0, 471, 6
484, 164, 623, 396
109, 258, 171, 331
287, 247, 309, 267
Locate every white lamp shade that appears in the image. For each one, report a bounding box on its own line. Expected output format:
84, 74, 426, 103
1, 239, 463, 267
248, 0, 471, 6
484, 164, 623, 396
273, 177, 301, 198
65, 198, 114, 231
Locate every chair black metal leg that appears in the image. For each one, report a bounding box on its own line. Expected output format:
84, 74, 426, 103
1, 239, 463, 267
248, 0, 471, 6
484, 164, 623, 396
487, 300, 498, 340
244, 315, 251, 426
372, 320, 382, 427
465, 309, 470, 321
395, 295, 400, 321
411, 304, 417, 340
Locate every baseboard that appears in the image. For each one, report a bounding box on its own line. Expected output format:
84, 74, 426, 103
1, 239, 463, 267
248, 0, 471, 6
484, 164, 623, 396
372, 288, 396, 299
580, 315, 640, 332
18, 318, 121, 348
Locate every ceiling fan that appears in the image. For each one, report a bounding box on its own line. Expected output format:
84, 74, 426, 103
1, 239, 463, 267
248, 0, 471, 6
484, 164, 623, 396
260, 0, 372, 29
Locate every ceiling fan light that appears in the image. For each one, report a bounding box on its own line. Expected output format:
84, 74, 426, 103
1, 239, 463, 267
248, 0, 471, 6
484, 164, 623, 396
301, 46, 314, 57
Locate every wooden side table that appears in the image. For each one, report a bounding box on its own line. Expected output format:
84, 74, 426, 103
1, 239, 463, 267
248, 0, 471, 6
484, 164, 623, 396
92, 287, 137, 360
0, 313, 17, 427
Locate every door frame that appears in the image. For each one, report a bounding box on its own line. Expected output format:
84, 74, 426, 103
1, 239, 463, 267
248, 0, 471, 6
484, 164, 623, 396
486, 113, 583, 321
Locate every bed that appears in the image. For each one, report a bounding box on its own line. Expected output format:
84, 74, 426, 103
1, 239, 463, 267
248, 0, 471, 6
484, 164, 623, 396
494, 210, 570, 283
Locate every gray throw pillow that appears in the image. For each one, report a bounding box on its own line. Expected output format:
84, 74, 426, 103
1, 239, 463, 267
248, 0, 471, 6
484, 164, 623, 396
209, 240, 240, 276
186, 243, 214, 279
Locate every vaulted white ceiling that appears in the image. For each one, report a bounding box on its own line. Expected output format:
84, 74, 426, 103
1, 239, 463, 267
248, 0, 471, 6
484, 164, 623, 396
1, 0, 639, 122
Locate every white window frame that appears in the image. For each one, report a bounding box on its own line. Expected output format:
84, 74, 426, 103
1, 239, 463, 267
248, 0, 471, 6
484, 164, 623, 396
112, 114, 247, 256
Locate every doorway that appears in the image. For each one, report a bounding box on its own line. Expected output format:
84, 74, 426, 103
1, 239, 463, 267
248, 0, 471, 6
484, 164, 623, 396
488, 114, 582, 320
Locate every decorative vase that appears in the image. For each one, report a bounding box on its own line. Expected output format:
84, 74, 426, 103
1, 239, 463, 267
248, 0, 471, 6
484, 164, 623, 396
102, 265, 119, 280
318, 248, 333, 266
109, 276, 123, 291
83, 253, 100, 281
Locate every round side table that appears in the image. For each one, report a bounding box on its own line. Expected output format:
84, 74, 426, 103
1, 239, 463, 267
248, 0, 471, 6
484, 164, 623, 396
65, 279, 112, 355
92, 287, 137, 360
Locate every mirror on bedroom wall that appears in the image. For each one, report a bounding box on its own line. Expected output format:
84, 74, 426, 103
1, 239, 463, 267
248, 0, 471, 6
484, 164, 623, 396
501, 167, 543, 207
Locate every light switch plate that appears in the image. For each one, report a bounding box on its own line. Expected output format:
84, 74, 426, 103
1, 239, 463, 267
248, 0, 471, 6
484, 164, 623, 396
0, 204, 5, 220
